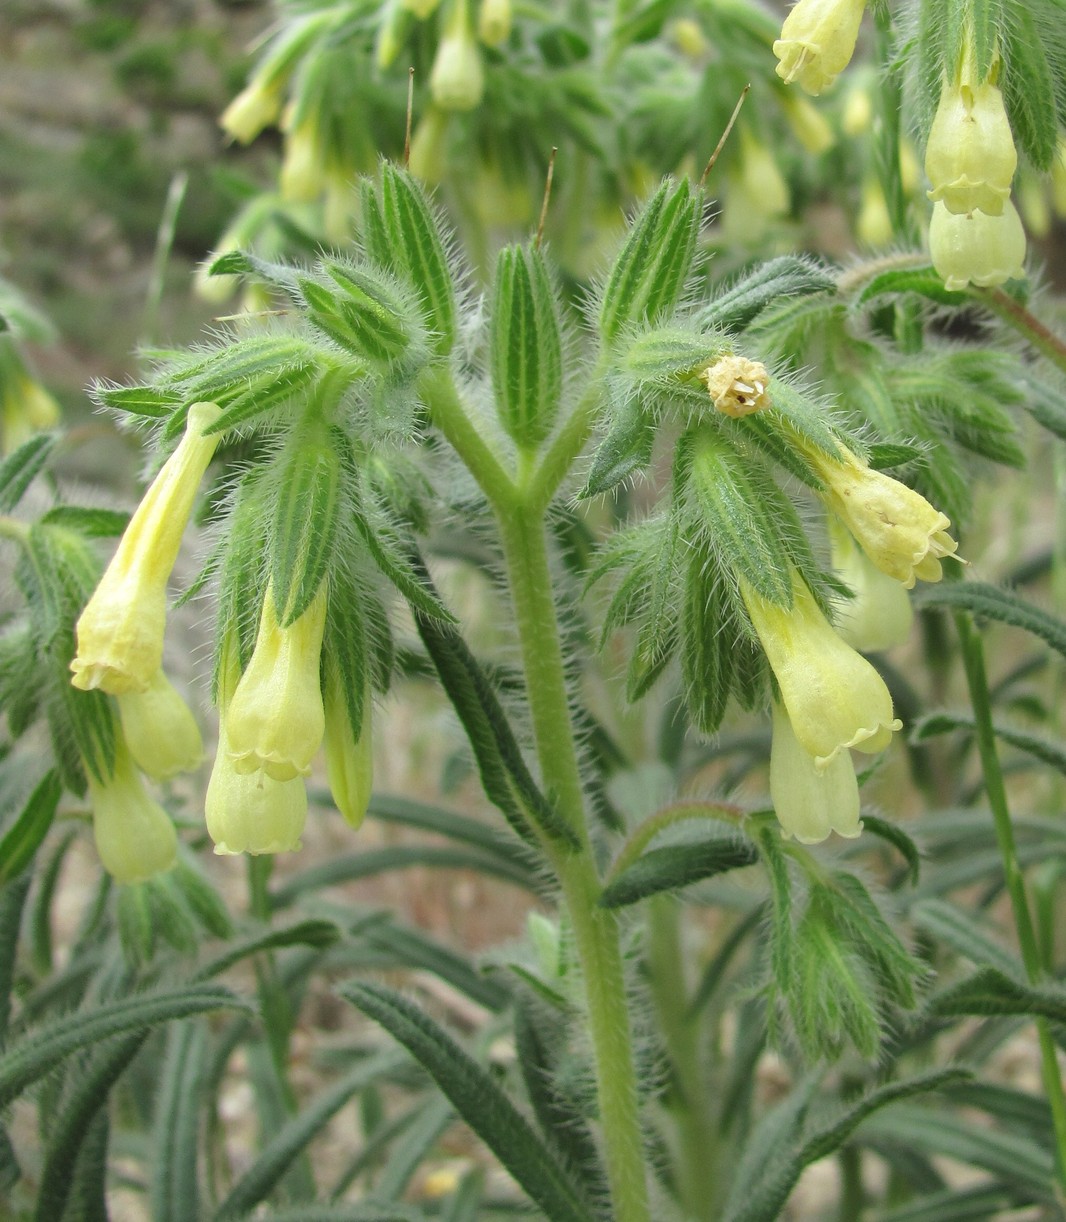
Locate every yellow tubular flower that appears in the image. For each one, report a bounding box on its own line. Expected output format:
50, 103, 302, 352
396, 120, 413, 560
925, 73, 1016, 217
430, 0, 485, 112
280, 117, 327, 202
773, 0, 866, 95
71, 402, 223, 695
780, 93, 835, 156
205, 746, 308, 855
226, 583, 328, 782
88, 740, 178, 883
801, 441, 958, 588
829, 519, 914, 652
477, 0, 511, 46
116, 668, 203, 781
929, 198, 1026, 291
220, 78, 283, 144
770, 700, 862, 842
741, 572, 900, 770
324, 679, 374, 830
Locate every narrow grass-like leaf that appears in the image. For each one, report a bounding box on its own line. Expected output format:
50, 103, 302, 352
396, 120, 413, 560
0, 874, 30, 1047
0, 770, 60, 885
63, 1107, 109, 1222
151, 1020, 209, 1222
197, 919, 341, 980
35, 1033, 146, 1222
600, 834, 758, 908
879, 1184, 1019, 1222
913, 709, 1066, 776
698, 255, 835, 332
911, 900, 1020, 977
342, 984, 597, 1222
374, 1095, 453, 1201
214, 1051, 407, 1220
856, 266, 966, 307
258, 1206, 428, 1221
366, 924, 510, 1013
0, 432, 56, 511
916, 582, 1066, 660
858, 815, 921, 884
0, 984, 249, 1109
929, 966, 1066, 1023
364, 793, 533, 870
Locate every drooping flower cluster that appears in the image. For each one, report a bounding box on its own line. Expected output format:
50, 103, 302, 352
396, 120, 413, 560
925, 45, 1025, 290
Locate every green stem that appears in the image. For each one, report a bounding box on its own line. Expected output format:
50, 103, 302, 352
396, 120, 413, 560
526, 376, 605, 512
418, 370, 516, 505
974, 288, 1066, 377
498, 505, 650, 1222
954, 612, 1066, 1197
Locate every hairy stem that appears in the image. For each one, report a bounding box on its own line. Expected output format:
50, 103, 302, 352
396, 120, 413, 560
974, 288, 1066, 377
955, 613, 1066, 1197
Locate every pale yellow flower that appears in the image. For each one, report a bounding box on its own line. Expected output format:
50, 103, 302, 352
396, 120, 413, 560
929, 198, 1026, 291
280, 117, 327, 202
829, 519, 914, 652
324, 676, 374, 830
88, 740, 178, 883
116, 668, 203, 781
770, 700, 862, 842
741, 571, 900, 769
226, 583, 328, 782
478, 0, 511, 47
773, 0, 866, 95
71, 402, 223, 695
925, 75, 1016, 217
802, 442, 958, 588
220, 78, 283, 144
430, 0, 484, 111
205, 743, 308, 855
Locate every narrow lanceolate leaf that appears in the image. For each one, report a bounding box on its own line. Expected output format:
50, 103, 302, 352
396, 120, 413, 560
724, 1070, 970, 1222
490, 245, 563, 449
913, 710, 1066, 776
698, 255, 835, 333
0, 984, 249, 1109
415, 608, 576, 850
1001, 4, 1058, 171
928, 966, 1066, 1024
376, 164, 457, 355
151, 1020, 209, 1222
581, 395, 654, 497
93, 384, 181, 418
270, 429, 340, 625
214, 1051, 407, 1220
342, 984, 598, 1222
681, 551, 737, 735
197, 919, 341, 981
858, 815, 921, 885
855, 265, 966, 307
35, 1034, 147, 1222
916, 582, 1066, 661
599, 179, 701, 344
0, 770, 61, 885
349, 495, 455, 623
600, 833, 759, 908
0, 432, 56, 512
39, 506, 129, 538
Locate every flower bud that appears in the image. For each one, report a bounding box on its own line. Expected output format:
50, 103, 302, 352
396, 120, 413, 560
116, 668, 203, 781
770, 700, 862, 843
324, 679, 373, 830
280, 116, 327, 202
829, 519, 913, 652
929, 199, 1026, 291
408, 106, 451, 184
430, 0, 484, 112
88, 741, 178, 883
226, 583, 328, 782
773, 0, 866, 96
71, 402, 223, 695
701, 356, 771, 418
842, 85, 872, 136
781, 93, 835, 155
220, 77, 283, 144
925, 74, 1016, 217
478, 0, 511, 47
856, 176, 892, 246
1, 365, 61, 454
798, 439, 958, 588
402, 0, 442, 15
721, 128, 790, 244
741, 571, 900, 770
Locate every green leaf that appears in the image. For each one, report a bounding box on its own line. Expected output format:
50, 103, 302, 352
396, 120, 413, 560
1002, 3, 1058, 170
214, 1051, 407, 1220
364, 793, 533, 871
581, 395, 654, 497
374, 1096, 453, 1202
365, 923, 511, 1013
94, 384, 181, 418
35, 1034, 146, 1222
0, 432, 56, 512
0, 770, 60, 885
681, 550, 737, 735
0, 983, 249, 1109
724, 1070, 970, 1222
600, 833, 758, 908
928, 965, 1066, 1024
911, 899, 1020, 976
858, 815, 921, 885
270, 429, 340, 625
916, 582, 1066, 661
0, 874, 31, 1047
151, 1020, 209, 1222
490, 245, 563, 449
39, 506, 129, 538
912, 709, 1066, 776
349, 496, 455, 624
341, 984, 597, 1222
879, 1185, 1019, 1222
257, 1206, 428, 1222
855, 266, 966, 307
698, 255, 836, 332
196, 919, 341, 981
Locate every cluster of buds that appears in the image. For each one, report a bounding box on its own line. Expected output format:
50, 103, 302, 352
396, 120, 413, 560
925, 45, 1025, 290
773, 0, 867, 96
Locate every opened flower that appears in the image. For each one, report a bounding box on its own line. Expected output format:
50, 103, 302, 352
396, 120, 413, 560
829, 519, 913, 652
770, 700, 862, 843
925, 73, 1016, 217
71, 402, 223, 695
225, 582, 328, 782
116, 668, 204, 781
773, 0, 866, 95
800, 441, 958, 588
87, 740, 178, 883
741, 571, 900, 769
430, 0, 484, 111
929, 198, 1026, 291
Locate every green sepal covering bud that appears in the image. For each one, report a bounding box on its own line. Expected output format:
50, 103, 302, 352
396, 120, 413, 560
270, 422, 341, 627
324, 670, 373, 829
681, 544, 739, 735
364, 165, 457, 356
598, 179, 701, 346
489, 245, 563, 449
619, 326, 728, 387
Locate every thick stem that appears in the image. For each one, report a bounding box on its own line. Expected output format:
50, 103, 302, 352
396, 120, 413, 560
499, 507, 651, 1222
955, 613, 1066, 1197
